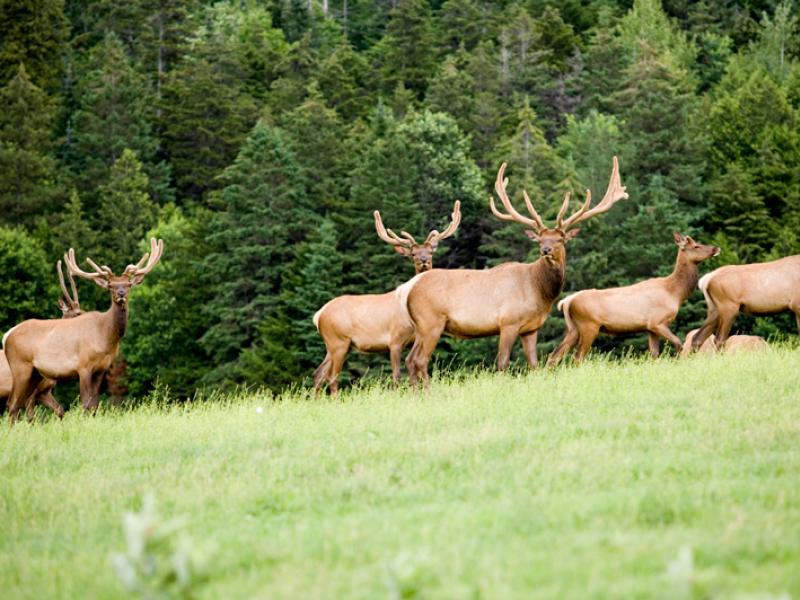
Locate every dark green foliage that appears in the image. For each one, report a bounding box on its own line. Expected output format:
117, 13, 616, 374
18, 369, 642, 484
64, 32, 171, 209
0, 64, 62, 225
0, 0, 69, 90
0, 227, 57, 331
200, 121, 315, 385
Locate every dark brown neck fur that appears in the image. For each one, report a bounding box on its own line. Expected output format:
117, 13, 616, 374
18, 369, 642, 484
530, 256, 566, 305
106, 300, 128, 340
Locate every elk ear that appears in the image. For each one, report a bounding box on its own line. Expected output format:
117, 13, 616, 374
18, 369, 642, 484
564, 228, 580, 242
673, 232, 686, 247
394, 246, 412, 256
524, 230, 540, 242
129, 273, 147, 286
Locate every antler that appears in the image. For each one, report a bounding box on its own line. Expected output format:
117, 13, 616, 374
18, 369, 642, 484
124, 237, 164, 278
56, 260, 80, 309
374, 210, 416, 249
64, 248, 110, 281
489, 163, 546, 232
558, 156, 628, 231
424, 200, 462, 245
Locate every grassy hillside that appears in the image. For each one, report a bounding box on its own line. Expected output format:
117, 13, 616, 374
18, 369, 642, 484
1, 348, 799, 599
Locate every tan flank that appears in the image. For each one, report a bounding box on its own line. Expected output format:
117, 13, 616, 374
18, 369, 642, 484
5, 238, 163, 422
0, 260, 84, 420
548, 234, 720, 365
682, 329, 768, 357
401, 157, 628, 386
691, 255, 800, 349
313, 202, 461, 394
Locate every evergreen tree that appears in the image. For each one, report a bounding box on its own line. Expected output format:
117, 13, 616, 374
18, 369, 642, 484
200, 121, 314, 385
373, 0, 438, 99
314, 42, 372, 120
96, 149, 159, 268
0, 64, 62, 225
0, 0, 69, 90
43, 189, 96, 261
123, 207, 212, 398
437, 0, 485, 52
65, 32, 171, 209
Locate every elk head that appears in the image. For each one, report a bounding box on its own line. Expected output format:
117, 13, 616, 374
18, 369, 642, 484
56, 259, 82, 318
673, 232, 720, 263
490, 157, 628, 266
64, 238, 164, 308
374, 201, 462, 273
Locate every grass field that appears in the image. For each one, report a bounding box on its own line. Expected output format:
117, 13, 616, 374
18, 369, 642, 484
1, 348, 799, 599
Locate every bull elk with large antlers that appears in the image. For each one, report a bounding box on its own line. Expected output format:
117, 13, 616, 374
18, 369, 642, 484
691, 255, 800, 349
0, 260, 84, 420
400, 157, 627, 386
547, 233, 720, 365
5, 238, 163, 422
312, 202, 461, 393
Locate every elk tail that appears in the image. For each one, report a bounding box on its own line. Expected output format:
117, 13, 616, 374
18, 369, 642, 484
557, 292, 581, 333
698, 271, 716, 310
2, 325, 18, 349
313, 300, 333, 331
395, 273, 425, 327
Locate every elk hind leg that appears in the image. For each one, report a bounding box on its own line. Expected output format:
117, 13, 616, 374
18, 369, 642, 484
547, 328, 580, 367
574, 323, 600, 363
313, 353, 332, 392
408, 322, 445, 388
714, 303, 739, 345
8, 367, 42, 424
326, 343, 350, 395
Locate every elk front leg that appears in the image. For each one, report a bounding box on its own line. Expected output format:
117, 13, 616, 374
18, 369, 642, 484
389, 342, 405, 386
790, 299, 800, 335
496, 326, 518, 371
520, 331, 539, 369
80, 370, 101, 411
651, 324, 683, 354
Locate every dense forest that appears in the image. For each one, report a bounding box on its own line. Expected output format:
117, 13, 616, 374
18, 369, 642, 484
1, 0, 798, 397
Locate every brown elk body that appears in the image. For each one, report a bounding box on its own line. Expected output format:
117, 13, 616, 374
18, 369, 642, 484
313, 203, 461, 393
401, 158, 627, 386
5, 239, 163, 422
0, 260, 84, 420
682, 329, 767, 357
692, 255, 800, 349
548, 234, 720, 365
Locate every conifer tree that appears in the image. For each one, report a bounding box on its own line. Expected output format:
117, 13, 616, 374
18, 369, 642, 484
0, 64, 62, 225
97, 149, 159, 268
0, 0, 69, 90
200, 121, 314, 385
65, 32, 171, 209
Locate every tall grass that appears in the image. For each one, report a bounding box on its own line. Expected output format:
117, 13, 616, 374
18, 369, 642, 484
1, 348, 799, 599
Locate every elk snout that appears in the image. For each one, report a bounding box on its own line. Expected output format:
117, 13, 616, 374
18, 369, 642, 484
113, 287, 128, 304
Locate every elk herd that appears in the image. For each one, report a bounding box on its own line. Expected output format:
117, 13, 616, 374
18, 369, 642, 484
1, 156, 797, 418
313, 157, 798, 393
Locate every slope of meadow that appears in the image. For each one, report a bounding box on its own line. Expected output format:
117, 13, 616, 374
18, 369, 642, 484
1, 348, 799, 599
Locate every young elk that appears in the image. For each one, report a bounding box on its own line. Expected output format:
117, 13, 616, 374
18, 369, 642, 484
547, 234, 720, 365
691, 254, 800, 349
5, 238, 163, 422
681, 329, 767, 357
400, 157, 627, 386
0, 261, 84, 420
313, 202, 461, 394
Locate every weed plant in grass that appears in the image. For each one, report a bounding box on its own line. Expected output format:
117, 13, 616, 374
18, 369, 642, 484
1, 348, 799, 599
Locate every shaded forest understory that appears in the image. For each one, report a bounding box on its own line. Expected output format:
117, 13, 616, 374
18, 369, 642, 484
1, 0, 799, 397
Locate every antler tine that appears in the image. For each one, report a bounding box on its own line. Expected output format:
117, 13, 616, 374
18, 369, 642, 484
86, 257, 113, 276
56, 260, 77, 307
64, 248, 106, 280
399, 231, 419, 245
489, 163, 545, 231
427, 200, 462, 245
374, 210, 414, 247
130, 238, 164, 277
560, 156, 628, 230
521, 191, 547, 231
554, 192, 571, 229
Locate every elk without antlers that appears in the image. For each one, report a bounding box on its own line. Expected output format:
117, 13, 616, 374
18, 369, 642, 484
548, 233, 720, 365
682, 329, 767, 357
5, 238, 163, 422
691, 254, 800, 349
401, 157, 627, 386
313, 203, 462, 393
